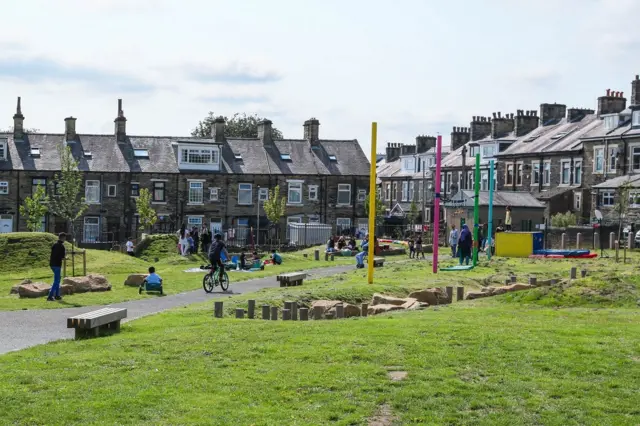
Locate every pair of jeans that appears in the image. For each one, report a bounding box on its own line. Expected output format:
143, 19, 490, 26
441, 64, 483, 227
355, 251, 366, 266
450, 244, 457, 257
48, 266, 61, 299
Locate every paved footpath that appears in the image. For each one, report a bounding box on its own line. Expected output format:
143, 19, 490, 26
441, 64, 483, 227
0, 265, 353, 355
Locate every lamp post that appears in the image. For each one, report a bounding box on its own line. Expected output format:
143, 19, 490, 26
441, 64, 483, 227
256, 185, 261, 247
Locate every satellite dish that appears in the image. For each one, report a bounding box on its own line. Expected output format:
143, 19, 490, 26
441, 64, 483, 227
595, 210, 603, 220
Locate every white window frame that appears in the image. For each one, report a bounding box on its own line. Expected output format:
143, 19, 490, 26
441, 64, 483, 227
408, 182, 414, 202
446, 172, 452, 192
633, 110, 640, 126
258, 187, 269, 202
83, 216, 100, 243
392, 182, 398, 200
601, 191, 614, 207
573, 160, 582, 185
593, 146, 604, 174
630, 144, 640, 172
0, 181, 8, 195
384, 183, 390, 201
287, 216, 302, 224
357, 189, 367, 202
467, 171, 474, 191
287, 181, 303, 204
337, 184, 351, 206
506, 164, 514, 186
107, 184, 117, 198
560, 159, 571, 186
608, 145, 619, 173
401, 181, 408, 202
336, 217, 351, 229
532, 163, 540, 185
481, 171, 489, 191
629, 191, 640, 208
152, 182, 165, 202
187, 216, 203, 227
188, 181, 204, 205
209, 187, 219, 201
516, 162, 523, 186
543, 161, 551, 186
0, 140, 6, 161
85, 180, 101, 204
130, 182, 140, 197
178, 145, 221, 170
604, 115, 619, 131
238, 183, 253, 205
308, 185, 318, 201
574, 192, 581, 211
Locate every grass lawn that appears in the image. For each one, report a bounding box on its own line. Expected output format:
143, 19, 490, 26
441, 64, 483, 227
1, 255, 639, 424
0, 236, 362, 311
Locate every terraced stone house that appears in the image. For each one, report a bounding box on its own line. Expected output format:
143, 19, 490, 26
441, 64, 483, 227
0, 99, 371, 243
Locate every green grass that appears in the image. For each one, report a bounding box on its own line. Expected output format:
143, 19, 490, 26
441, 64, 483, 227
0, 232, 60, 273
0, 233, 361, 311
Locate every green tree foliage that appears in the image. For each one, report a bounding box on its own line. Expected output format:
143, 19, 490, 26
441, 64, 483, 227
407, 201, 419, 225
191, 112, 284, 139
614, 180, 633, 240
263, 185, 286, 226
135, 188, 158, 233
48, 145, 88, 244
550, 211, 577, 228
19, 185, 49, 232
364, 193, 386, 231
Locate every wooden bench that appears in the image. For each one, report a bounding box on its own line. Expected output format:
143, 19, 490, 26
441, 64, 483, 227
67, 308, 127, 339
373, 257, 385, 267
277, 272, 307, 287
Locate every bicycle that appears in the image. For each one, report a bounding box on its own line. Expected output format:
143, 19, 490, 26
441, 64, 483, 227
203, 264, 229, 293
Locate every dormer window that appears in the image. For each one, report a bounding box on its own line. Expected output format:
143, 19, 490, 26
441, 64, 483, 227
633, 110, 640, 127
402, 157, 415, 171
481, 144, 496, 158
30, 147, 40, 157
178, 144, 220, 171
0, 139, 6, 161
604, 115, 620, 130
134, 149, 149, 158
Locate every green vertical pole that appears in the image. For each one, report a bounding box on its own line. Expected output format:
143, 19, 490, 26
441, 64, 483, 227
473, 154, 480, 266
487, 160, 494, 261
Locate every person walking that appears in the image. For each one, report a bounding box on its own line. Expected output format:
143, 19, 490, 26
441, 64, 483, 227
505, 206, 512, 231
178, 224, 189, 256
47, 233, 66, 302
201, 226, 211, 254
125, 237, 135, 256
449, 224, 459, 258
458, 224, 472, 266
191, 226, 200, 254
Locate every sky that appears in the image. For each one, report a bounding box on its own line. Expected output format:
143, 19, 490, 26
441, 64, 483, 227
1, 0, 639, 158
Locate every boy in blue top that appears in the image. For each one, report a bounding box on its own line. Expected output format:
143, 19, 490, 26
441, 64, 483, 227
146, 266, 162, 285
271, 249, 282, 265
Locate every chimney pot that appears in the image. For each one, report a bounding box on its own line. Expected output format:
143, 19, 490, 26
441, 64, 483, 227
636, 75, 639, 80
607, 89, 611, 96
621, 91, 625, 98
114, 99, 127, 142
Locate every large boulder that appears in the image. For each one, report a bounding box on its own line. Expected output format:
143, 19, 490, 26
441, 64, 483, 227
371, 293, 415, 306
408, 288, 449, 305
62, 274, 112, 293
18, 282, 51, 298
311, 300, 361, 318
10, 284, 20, 294
466, 291, 491, 300
367, 304, 405, 315
124, 274, 147, 287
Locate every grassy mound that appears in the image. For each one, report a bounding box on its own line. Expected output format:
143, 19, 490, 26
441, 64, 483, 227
0, 233, 63, 272
135, 234, 179, 260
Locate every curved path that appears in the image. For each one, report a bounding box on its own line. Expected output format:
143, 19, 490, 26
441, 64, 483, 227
0, 265, 353, 355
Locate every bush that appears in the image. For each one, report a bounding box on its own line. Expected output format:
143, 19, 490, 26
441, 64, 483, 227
134, 234, 179, 259
0, 232, 61, 272
551, 211, 577, 228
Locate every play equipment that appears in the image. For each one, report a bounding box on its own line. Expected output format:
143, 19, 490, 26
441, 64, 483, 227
487, 160, 495, 261
529, 253, 597, 259
440, 265, 474, 271
433, 135, 443, 273
472, 154, 480, 266
139, 278, 163, 295
367, 122, 377, 284
494, 231, 544, 258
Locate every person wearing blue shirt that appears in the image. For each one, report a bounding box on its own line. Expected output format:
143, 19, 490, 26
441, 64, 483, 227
271, 249, 282, 265
355, 236, 369, 269
146, 266, 162, 285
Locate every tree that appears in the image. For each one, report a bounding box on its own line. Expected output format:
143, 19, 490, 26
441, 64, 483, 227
550, 211, 577, 228
19, 185, 49, 232
614, 180, 633, 242
191, 112, 284, 139
364, 193, 386, 235
407, 201, 419, 226
48, 144, 88, 245
262, 185, 286, 242
0, 126, 40, 133
135, 188, 158, 234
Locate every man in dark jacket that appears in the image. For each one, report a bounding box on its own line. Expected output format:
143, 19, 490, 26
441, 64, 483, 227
47, 233, 66, 301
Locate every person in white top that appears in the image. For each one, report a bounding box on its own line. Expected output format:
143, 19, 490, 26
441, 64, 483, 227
179, 224, 190, 256
126, 237, 135, 256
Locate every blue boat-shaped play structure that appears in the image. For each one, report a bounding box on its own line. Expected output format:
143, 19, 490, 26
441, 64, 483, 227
533, 249, 590, 257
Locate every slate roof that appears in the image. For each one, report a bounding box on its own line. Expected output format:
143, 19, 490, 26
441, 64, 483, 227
580, 110, 640, 140
376, 158, 433, 181
530, 185, 578, 200
495, 114, 600, 157
440, 134, 517, 169
444, 190, 545, 208
593, 174, 640, 189
0, 132, 370, 176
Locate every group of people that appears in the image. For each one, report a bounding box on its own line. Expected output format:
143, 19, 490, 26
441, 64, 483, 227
326, 235, 358, 253
178, 224, 213, 256
407, 235, 426, 259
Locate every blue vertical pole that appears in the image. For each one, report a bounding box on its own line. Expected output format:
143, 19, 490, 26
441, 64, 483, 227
487, 160, 495, 260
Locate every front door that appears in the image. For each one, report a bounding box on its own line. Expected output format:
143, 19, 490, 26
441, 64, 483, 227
210, 218, 222, 235
0, 214, 13, 233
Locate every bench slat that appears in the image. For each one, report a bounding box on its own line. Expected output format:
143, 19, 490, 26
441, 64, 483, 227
68, 308, 127, 329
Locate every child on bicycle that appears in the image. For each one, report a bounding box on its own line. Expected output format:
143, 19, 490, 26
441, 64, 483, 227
208, 233, 230, 278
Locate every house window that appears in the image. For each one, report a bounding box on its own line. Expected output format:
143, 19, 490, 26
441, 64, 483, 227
153, 182, 165, 202
401, 181, 408, 201
516, 163, 523, 186
85, 180, 100, 204
601, 191, 614, 207
633, 111, 640, 126
384, 183, 390, 201
574, 192, 581, 210
328, 155, 337, 162
308, 185, 318, 201
481, 145, 495, 158
238, 183, 252, 205
30, 147, 40, 157
608, 146, 618, 173
258, 188, 269, 201
280, 153, 292, 161
561, 160, 571, 185
187, 216, 203, 227
83, 217, 100, 243
358, 189, 367, 202
188, 181, 204, 204
506, 164, 514, 185
0, 140, 6, 160
0, 181, 8, 195
543, 162, 551, 186
403, 158, 414, 171
574, 161, 582, 185
337, 184, 351, 205
336, 217, 351, 231
446, 172, 452, 192
630, 192, 640, 208
481, 172, 489, 191
131, 183, 140, 197
133, 149, 149, 158
288, 181, 303, 204
631, 146, 640, 171
408, 182, 414, 201
594, 147, 604, 173
32, 178, 46, 195
467, 171, 474, 190
107, 184, 117, 197
392, 182, 398, 200
308, 215, 320, 223
210, 187, 219, 201
179, 148, 219, 165
532, 163, 540, 185
604, 115, 619, 130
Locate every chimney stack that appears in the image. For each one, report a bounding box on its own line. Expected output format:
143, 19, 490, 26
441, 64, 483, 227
303, 118, 320, 143
514, 109, 539, 136
13, 96, 24, 141
450, 127, 470, 151
631, 75, 640, 106
539, 103, 567, 126
566, 107, 595, 122
385, 142, 401, 162
415, 135, 436, 153
400, 144, 416, 156
490, 112, 515, 139
470, 116, 491, 141
258, 119, 273, 146
213, 116, 226, 143
65, 116, 77, 141
597, 89, 627, 117
114, 99, 127, 143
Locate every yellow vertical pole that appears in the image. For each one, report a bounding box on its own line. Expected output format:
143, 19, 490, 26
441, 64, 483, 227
367, 122, 377, 284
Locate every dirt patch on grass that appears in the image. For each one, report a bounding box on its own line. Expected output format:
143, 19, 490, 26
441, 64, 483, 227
368, 404, 396, 426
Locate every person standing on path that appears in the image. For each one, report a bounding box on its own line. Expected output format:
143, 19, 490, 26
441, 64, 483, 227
126, 237, 135, 256
458, 224, 472, 266
47, 233, 66, 302
505, 206, 512, 231
449, 224, 459, 257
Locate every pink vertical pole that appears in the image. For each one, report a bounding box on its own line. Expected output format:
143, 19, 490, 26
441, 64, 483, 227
433, 134, 442, 273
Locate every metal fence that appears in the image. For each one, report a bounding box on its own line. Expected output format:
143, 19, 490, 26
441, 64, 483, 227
288, 223, 333, 246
